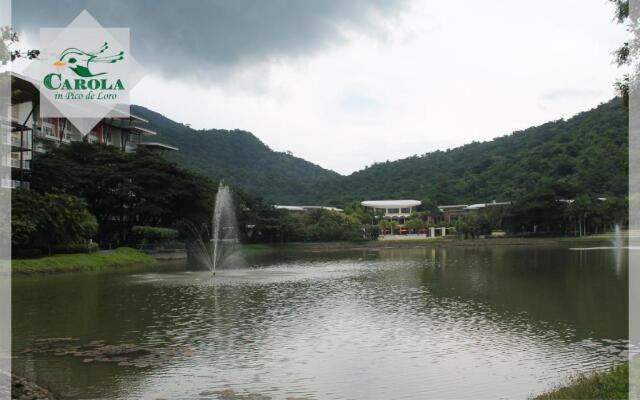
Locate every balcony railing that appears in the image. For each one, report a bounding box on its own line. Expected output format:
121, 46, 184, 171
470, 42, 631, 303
34, 143, 46, 153
1, 179, 29, 189
2, 159, 31, 170
0, 133, 31, 149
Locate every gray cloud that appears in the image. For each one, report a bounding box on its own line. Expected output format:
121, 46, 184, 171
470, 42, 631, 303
13, 0, 407, 80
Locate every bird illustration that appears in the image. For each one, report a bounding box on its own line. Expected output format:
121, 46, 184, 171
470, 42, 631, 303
52, 42, 124, 78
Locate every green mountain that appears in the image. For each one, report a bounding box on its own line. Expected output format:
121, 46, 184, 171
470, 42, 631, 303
131, 105, 340, 203
306, 98, 628, 206
134, 98, 627, 206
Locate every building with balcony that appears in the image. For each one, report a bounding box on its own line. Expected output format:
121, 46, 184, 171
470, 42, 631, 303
5, 73, 178, 189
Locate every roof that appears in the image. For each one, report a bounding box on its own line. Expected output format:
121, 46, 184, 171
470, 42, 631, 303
302, 206, 344, 212
438, 204, 468, 210
138, 142, 179, 151
129, 114, 148, 123
361, 200, 421, 208
438, 201, 511, 211
275, 205, 306, 211
275, 205, 344, 212
131, 126, 157, 136
10, 72, 40, 103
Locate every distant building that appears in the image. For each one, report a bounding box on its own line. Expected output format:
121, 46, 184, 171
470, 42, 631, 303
438, 201, 510, 224
361, 200, 421, 224
274, 205, 344, 212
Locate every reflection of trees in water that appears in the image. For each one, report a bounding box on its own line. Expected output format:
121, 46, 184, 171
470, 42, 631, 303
12, 246, 628, 397
376, 246, 628, 341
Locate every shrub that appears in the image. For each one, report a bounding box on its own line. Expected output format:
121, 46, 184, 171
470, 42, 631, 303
12, 190, 98, 254
131, 226, 179, 242
52, 242, 99, 254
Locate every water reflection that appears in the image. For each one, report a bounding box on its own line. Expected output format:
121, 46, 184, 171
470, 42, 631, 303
12, 244, 628, 399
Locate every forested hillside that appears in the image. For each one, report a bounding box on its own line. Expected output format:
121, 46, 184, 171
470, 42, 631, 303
308, 98, 628, 206
131, 105, 339, 203
133, 98, 627, 206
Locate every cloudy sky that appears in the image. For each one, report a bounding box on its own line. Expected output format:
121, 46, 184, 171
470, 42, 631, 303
13, 0, 627, 174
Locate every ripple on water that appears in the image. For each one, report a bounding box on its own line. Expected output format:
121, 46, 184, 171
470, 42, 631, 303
12, 250, 628, 399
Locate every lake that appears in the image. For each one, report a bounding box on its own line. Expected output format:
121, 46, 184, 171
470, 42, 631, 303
12, 243, 628, 399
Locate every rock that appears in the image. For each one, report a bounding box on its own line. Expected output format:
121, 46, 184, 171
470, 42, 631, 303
34, 337, 79, 343
82, 358, 94, 363
9, 372, 57, 400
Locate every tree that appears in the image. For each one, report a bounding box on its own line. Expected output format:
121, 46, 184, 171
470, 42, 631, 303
31, 143, 215, 246
1, 27, 39, 65
504, 185, 565, 234
405, 213, 425, 232
609, 0, 635, 103
12, 190, 97, 254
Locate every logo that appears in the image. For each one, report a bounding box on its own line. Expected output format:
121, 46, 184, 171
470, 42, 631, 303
43, 42, 126, 93
54, 42, 124, 77
23, 10, 144, 136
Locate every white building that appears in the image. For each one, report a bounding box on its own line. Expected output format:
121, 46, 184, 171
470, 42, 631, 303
361, 200, 421, 224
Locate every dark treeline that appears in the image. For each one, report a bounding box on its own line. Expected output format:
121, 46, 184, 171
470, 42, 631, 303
12, 97, 629, 254
11, 143, 375, 255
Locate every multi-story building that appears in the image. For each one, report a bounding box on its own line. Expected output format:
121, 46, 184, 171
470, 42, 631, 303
4, 73, 177, 189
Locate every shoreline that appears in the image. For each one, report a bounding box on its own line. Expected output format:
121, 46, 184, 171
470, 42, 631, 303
11, 247, 156, 275
531, 362, 628, 399
11, 236, 618, 275
245, 237, 570, 253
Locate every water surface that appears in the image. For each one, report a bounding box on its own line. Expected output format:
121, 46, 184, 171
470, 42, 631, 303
13, 244, 628, 399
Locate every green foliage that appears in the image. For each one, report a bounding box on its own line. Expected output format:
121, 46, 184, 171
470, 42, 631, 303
12, 247, 155, 274
454, 212, 492, 239
534, 363, 628, 400
303, 209, 364, 241
131, 105, 339, 203
244, 208, 369, 243
405, 213, 425, 231
132, 99, 627, 211
12, 189, 97, 253
51, 242, 99, 254
30, 142, 216, 246
132, 226, 179, 241
379, 219, 400, 235
305, 99, 627, 205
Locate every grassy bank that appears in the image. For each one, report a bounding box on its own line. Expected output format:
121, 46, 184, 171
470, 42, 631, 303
533, 363, 628, 399
12, 247, 156, 274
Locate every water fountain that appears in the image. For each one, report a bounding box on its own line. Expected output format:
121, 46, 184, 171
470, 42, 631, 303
189, 182, 241, 275
612, 224, 623, 250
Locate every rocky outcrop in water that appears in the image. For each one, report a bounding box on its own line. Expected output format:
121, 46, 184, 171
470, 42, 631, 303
8, 372, 56, 400
22, 338, 193, 369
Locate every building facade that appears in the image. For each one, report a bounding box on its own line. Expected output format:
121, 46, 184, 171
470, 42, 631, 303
4, 73, 176, 189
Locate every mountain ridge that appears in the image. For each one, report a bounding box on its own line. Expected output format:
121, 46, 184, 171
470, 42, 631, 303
131, 105, 340, 203
133, 97, 627, 205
